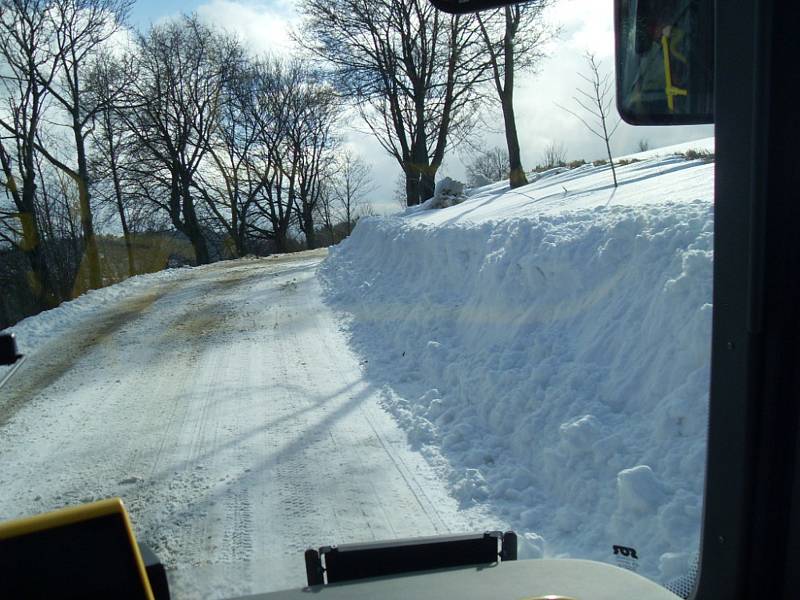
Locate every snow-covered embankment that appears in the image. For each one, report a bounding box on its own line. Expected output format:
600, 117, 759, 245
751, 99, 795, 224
319, 141, 714, 585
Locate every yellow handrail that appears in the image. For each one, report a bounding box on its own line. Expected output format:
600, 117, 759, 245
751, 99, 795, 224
661, 32, 688, 112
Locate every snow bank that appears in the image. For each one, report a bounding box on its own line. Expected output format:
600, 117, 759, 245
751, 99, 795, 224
320, 144, 714, 585
0, 267, 187, 381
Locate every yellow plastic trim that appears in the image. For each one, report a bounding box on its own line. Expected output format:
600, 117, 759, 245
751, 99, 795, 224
661, 33, 688, 112
0, 497, 155, 600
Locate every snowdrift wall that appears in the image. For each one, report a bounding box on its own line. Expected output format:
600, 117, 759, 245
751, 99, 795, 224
320, 198, 713, 584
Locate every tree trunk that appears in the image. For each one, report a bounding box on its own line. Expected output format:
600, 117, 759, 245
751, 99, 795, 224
275, 227, 288, 254
420, 170, 435, 202
107, 143, 135, 277
230, 194, 247, 258
19, 210, 52, 310
502, 92, 528, 188
304, 207, 316, 250
502, 9, 528, 189
404, 167, 420, 207
118, 200, 135, 277
189, 229, 210, 264
180, 179, 210, 264
74, 129, 102, 289
0, 146, 52, 310
606, 138, 618, 187
406, 137, 434, 205
601, 112, 618, 188
405, 108, 433, 206
415, 138, 435, 203
235, 231, 247, 258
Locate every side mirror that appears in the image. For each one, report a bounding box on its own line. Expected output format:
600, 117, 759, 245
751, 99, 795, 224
429, 0, 527, 15
615, 0, 714, 125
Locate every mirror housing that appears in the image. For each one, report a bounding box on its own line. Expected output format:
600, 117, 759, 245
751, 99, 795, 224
429, 0, 527, 15
615, 0, 714, 125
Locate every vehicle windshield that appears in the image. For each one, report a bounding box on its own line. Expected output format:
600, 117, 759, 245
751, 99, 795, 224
0, 0, 714, 598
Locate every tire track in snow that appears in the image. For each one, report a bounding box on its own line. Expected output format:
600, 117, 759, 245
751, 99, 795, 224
0, 286, 174, 426
357, 401, 449, 535
307, 288, 451, 539
1, 251, 490, 598
129, 266, 275, 567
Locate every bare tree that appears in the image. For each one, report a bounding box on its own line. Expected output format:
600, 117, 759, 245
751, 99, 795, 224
559, 53, 621, 187
0, 0, 58, 309
88, 51, 138, 275
33, 154, 83, 298
2, 6, 352, 321
332, 150, 373, 235
300, 0, 487, 206
638, 138, 650, 152
466, 146, 509, 186
122, 16, 238, 264
194, 52, 265, 258
194, 56, 337, 256
315, 182, 337, 243
476, 3, 554, 188
290, 78, 341, 250
541, 140, 566, 169
29, 0, 134, 290
392, 173, 408, 210
244, 58, 310, 253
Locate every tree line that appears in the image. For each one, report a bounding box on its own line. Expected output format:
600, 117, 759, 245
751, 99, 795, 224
0, 0, 373, 326
0, 0, 553, 327
300, 0, 553, 204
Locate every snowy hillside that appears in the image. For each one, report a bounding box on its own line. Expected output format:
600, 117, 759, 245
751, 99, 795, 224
320, 138, 715, 586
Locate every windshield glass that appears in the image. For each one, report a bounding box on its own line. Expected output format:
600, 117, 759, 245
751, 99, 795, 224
0, 0, 713, 598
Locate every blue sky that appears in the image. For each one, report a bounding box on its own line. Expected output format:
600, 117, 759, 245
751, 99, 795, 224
130, 0, 193, 26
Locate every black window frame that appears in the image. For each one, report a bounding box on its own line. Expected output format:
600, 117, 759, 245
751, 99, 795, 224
696, 2, 800, 599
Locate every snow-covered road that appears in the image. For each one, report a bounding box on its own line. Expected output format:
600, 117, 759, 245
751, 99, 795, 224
0, 251, 492, 598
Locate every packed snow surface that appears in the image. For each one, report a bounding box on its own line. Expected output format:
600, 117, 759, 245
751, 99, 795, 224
320, 138, 714, 585
0, 251, 493, 598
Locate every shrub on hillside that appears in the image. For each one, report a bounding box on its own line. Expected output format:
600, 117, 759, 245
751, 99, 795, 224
679, 149, 715, 162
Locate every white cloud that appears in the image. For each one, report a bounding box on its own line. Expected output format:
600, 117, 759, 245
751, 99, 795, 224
195, 0, 298, 55
546, 0, 615, 57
